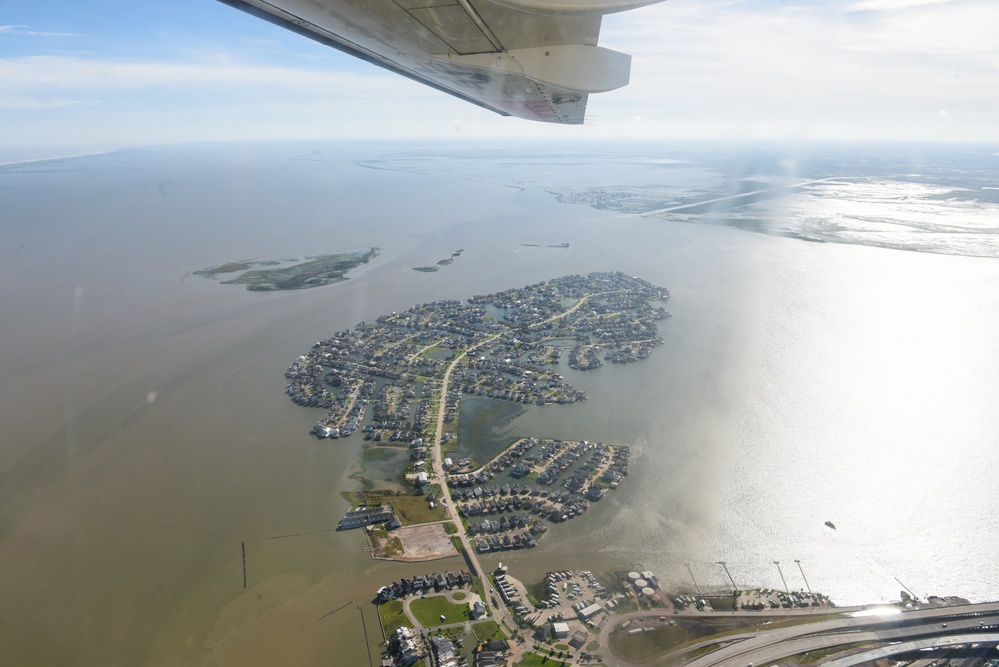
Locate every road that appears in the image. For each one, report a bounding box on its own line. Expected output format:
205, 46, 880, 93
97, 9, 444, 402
601, 602, 999, 667
637, 177, 849, 218
425, 292, 601, 635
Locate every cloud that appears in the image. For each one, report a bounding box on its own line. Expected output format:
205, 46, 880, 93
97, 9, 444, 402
591, 0, 999, 139
0, 95, 101, 110
0, 24, 76, 38
2, 0, 997, 143
0, 55, 420, 96
847, 0, 952, 11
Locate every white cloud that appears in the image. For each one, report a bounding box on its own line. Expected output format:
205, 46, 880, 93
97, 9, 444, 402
842, 0, 999, 61
0, 24, 76, 37
2, 0, 997, 143
848, 0, 952, 11
0, 55, 409, 92
590, 0, 999, 140
0, 95, 101, 110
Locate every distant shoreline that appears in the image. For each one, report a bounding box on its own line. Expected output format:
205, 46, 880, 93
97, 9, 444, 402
0, 148, 122, 168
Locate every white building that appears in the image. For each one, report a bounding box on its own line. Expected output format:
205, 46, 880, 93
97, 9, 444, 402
578, 603, 603, 621
393, 626, 420, 665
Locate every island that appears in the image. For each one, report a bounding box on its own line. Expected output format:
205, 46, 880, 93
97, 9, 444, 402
194, 247, 380, 290
413, 248, 465, 272
285, 271, 669, 440
280, 271, 989, 667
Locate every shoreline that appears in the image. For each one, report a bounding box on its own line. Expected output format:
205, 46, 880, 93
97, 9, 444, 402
0, 147, 122, 168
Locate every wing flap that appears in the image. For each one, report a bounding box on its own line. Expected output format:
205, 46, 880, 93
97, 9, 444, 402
405, 4, 498, 54
218, 0, 660, 124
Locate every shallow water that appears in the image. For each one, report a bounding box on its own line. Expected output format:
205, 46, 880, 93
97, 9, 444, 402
1, 141, 998, 666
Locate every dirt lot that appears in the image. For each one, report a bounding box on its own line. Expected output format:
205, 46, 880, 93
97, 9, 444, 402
387, 523, 458, 562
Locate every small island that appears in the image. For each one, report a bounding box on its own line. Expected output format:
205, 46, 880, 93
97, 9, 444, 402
194, 247, 379, 290
413, 248, 464, 272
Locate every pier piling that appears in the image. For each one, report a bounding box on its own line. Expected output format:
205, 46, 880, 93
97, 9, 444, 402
358, 604, 374, 667
241, 541, 247, 589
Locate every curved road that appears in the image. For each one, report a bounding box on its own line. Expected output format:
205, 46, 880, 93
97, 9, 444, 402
601, 602, 999, 667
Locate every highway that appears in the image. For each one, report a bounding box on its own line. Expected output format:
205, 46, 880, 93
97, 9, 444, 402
603, 602, 999, 667
824, 634, 999, 667
637, 177, 849, 218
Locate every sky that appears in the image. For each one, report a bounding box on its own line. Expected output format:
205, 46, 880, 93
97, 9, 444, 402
1, 0, 997, 149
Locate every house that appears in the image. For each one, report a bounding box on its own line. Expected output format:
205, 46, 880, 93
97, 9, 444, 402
470, 600, 486, 619
430, 635, 459, 667
338, 505, 393, 530
393, 626, 420, 665
476, 652, 504, 667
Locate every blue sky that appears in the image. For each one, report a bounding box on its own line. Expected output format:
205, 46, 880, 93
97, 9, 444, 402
2, 0, 997, 148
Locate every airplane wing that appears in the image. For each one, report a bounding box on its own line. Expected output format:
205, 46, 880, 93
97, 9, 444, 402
217, 0, 665, 124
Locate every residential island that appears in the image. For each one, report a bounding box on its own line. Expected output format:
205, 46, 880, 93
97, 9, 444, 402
285, 271, 669, 440
281, 272, 990, 667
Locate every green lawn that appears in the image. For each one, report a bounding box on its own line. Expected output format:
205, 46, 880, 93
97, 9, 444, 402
471, 576, 487, 607
524, 579, 546, 607
409, 596, 469, 627
378, 599, 413, 635
362, 447, 398, 461
342, 491, 446, 525
608, 625, 689, 662
471, 621, 507, 641
795, 642, 871, 664
516, 653, 566, 666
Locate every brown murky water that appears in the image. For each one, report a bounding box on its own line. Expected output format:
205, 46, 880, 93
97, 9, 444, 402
3, 143, 999, 666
